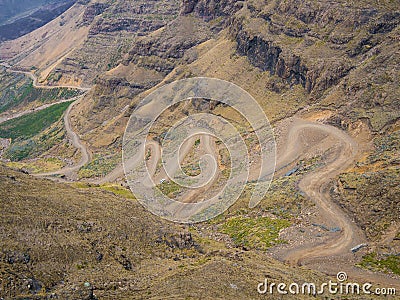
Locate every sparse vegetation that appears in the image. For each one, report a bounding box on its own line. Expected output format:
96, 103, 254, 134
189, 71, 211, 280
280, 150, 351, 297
0, 71, 82, 114
335, 130, 399, 240
221, 216, 290, 250
98, 184, 135, 199
358, 252, 400, 275
157, 180, 181, 198
78, 154, 120, 179
0, 165, 323, 299
1, 0, 399, 298
0, 101, 71, 141
261, 176, 305, 217
71, 182, 135, 199
336, 169, 399, 240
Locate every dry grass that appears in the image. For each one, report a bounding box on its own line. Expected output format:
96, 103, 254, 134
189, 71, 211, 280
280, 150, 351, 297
0, 164, 333, 299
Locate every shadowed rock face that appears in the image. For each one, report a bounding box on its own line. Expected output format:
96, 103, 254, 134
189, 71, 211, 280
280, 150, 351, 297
81, 2, 109, 25
232, 24, 309, 89
223, 0, 398, 99
177, 0, 367, 94
181, 0, 242, 20
0, 0, 76, 41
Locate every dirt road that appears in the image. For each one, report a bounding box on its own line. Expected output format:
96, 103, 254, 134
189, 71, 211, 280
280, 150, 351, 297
273, 118, 362, 264
2, 65, 90, 91
2, 64, 92, 178
271, 117, 400, 288
0, 96, 81, 125
35, 97, 91, 178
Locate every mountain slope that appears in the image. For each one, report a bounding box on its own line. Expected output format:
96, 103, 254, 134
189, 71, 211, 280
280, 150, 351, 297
0, 164, 329, 299
0, 0, 181, 86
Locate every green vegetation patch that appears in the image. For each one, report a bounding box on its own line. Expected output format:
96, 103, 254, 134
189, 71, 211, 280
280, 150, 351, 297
78, 154, 120, 179
99, 184, 135, 199
221, 216, 290, 250
4, 121, 65, 161
157, 180, 182, 198
71, 182, 135, 199
0, 101, 72, 141
0, 71, 82, 114
6, 157, 65, 173
337, 168, 399, 239
358, 252, 400, 275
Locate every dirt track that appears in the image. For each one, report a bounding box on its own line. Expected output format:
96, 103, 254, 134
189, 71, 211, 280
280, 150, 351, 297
2, 62, 398, 287
35, 98, 91, 178
138, 116, 400, 287
272, 117, 400, 288
275, 118, 362, 264
1, 64, 92, 178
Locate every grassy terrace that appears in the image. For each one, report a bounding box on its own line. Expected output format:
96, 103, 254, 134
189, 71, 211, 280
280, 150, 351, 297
0, 71, 82, 114
0, 101, 72, 141
0, 101, 72, 161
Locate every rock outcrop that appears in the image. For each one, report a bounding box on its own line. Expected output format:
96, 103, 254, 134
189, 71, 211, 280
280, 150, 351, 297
180, 0, 242, 20
232, 21, 309, 89
225, 0, 398, 98
81, 2, 109, 25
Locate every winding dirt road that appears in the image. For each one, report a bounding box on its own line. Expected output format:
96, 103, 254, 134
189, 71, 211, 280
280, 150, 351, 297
271, 117, 400, 288
1, 63, 91, 91
35, 98, 91, 178
0, 96, 81, 125
2, 61, 397, 287
138, 116, 399, 287
275, 118, 363, 264
1, 64, 92, 178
